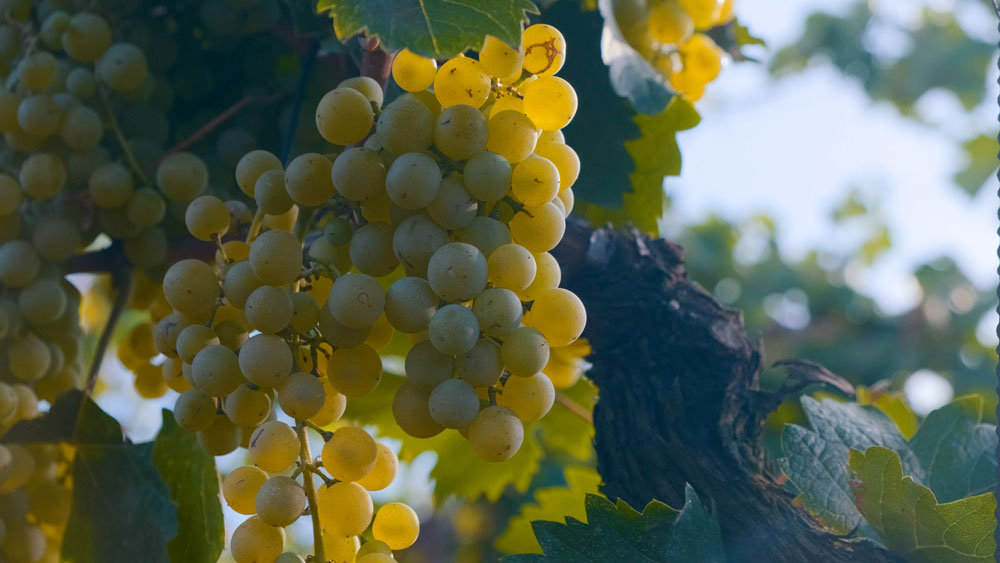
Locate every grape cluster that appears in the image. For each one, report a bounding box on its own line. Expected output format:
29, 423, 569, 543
639, 0, 732, 101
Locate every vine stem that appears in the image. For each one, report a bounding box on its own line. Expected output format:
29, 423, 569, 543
296, 424, 326, 563
85, 265, 133, 396
554, 391, 593, 425
98, 86, 150, 185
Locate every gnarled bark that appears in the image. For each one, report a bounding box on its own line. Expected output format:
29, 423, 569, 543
553, 220, 900, 563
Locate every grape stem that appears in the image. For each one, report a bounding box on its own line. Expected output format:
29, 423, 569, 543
359, 37, 394, 93
85, 258, 133, 396
296, 423, 326, 563
98, 85, 151, 185
554, 391, 593, 425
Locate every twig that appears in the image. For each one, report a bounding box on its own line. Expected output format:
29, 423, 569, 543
98, 86, 150, 185
554, 391, 593, 425
281, 40, 320, 165
85, 262, 133, 396
296, 423, 326, 563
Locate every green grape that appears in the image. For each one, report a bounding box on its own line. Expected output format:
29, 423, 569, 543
33, 216, 81, 262
174, 389, 217, 431
235, 149, 281, 197
223, 260, 263, 309
372, 502, 420, 550
249, 229, 302, 286
192, 344, 243, 397
455, 338, 503, 387
311, 377, 347, 426
427, 242, 488, 303
349, 222, 398, 277
331, 147, 385, 202
59, 104, 102, 150
277, 372, 324, 420
385, 277, 438, 333
12, 383, 38, 419
339, 76, 384, 108
223, 384, 271, 427
248, 420, 299, 472
317, 305, 370, 348
316, 481, 373, 537
525, 288, 586, 347
392, 214, 448, 277
244, 285, 293, 334
392, 380, 443, 438
391, 48, 437, 92
404, 340, 454, 389
375, 95, 434, 155
480, 35, 525, 79
9, 333, 50, 382
223, 465, 268, 515
428, 378, 479, 428
17, 94, 61, 138
17, 279, 67, 326
498, 371, 555, 422
156, 151, 208, 202
521, 24, 566, 76
534, 141, 579, 190
17, 51, 58, 91
0, 90, 20, 133
96, 43, 148, 92
501, 326, 550, 377
239, 333, 293, 388
326, 344, 382, 397
518, 251, 561, 301
356, 442, 398, 491
185, 195, 230, 241
315, 87, 374, 146
256, 475, 306, 527
276, 553, 306, 563
126, 187, 166, 227
0, 383, 16, 425
463, 151, 511, 203
433, 104, 488, 160
487, 243, 536, 291
433, 57, 490, 109
62, 12, 112, 63
0, 444, 34, 492
471, 287, 523, 338
428, 304, 479, 355
468, 405, 523, 461
321, 426, 377, 482
285, 152, 335, 208
163, 259, 218, 317
456, 216, 511, 257
385, 152, 441, 210
328, 273, 384, 329
0, 240, 40, 288
485, 110, 538, 164
198, 412, 242, 455
427, 173, 477, 230
0, 173, 19, 215
40, 10, 70, 50
511, 154, 560, 206
289, 292, 319, 334
509, 201, 565, 252
19, 152, 66, 200
230, 516, 285, 563
176, 324, 220, 363
522, 75, 578, 131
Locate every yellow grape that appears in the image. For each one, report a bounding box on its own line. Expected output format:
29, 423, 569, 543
223, 465, 269, 515
680, 0, 723, 29
372, 502, 420, 550
321, 426, 377, 482
525, 288, 586, 347
391, 48, 437, 92
468, 405, 524, 462
433, 57, 490, 108
356, 443, 399, 491
317, 481, 373, 537
521, 24, 566, 75
277, 372, 325, 420
197, 413, 242, 456
248, 420, 299, 473
511, 154, 560, 206
256, 475, 306, 527
315, 87, 375, 146
339, 76, 384, 108
285, 152, 336, 208
239, 333, 294, 389
522, 75, 578, 131
479, 35, 524, 78
230, 516, 285, 563
485, 110, 538, 164
310, 377, 347, 426
534, 141, 580, 190
648, 1, 694, 44
509, 201, 566, 253
433, 104, 488, 160
543, 339, 591, 389
501, 326, 550, 377
235, 149, 282, 197
679, 33, 724, 82
326, 344, 382, 397
185, 195, 230, 241
498, 372, 555, 422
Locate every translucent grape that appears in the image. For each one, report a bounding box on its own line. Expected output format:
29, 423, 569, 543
433, 57, 490, 108
223, 465, 268, 515
316, 481, 373, 537
480, 35, 525, 78
487, 244, 536, 292
498, 372, 555, 422
316, 87, 374, 146
468, 405, 524, 461
321, 426, 377, 482
248, 420, 299, 472
338, 75, 384, 108
223, 384, 271, 427
17, 51, 57, 91
525, 288, 587, 347
310, 377, 347, 426
391, 48, 437, 92
485, 110, 538, 164
8, 333, 50, 382
522, 76, 578, 131
356, 442, 398, 491
372, 502, 420, 550
680, 0, 723, 28
534, 141, 580, 190
230, 516, 285, 563
521, 24, 566, 76
509, 202, 566, 252
511, 154, 560, 206
649, 0, 694, 44
289, 292, 320, 334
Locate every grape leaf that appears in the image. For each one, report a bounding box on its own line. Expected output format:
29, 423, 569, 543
152, 410, 225, 563
856, 385, 918, 440
3, 389, 120, 444
597, 0, 673, 115
953, 133, 998, 196
536, 378, 596, 461
316, 0, 538, 58
495, 465, 603, 554
908, 395, 997, 503
502, 486, 725, 562
849, 446, 995, 562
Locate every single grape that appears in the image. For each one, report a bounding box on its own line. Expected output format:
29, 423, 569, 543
197, 412, 242, 455
256, 475, 306, 527
59, 105, 103, 150
17, 51, 57, 91
372, 502, 420, 550
239, 333, 293, 388
649, 0, 694, 44
230, 516, 285, 563
19, 152, 66, 200
96, 43, 148, 92
156, 151, 208, 202
433, 104, 488, 160
525, 288, 587, 347
349, 222, 398, 277
18, 279, 67, 326
471, 287, 523, 338
522, 75, 578, 131
326, 344, 382, 397
244, 285, 293, 334
374, 96, 434, 155
392, 214, 448, 278
433, 57, 490, 108
456, 216, 511, 257
521, 24, 566, 76
427, 242, 488, 303
427, 173, 477, 230
328, 273, 384, 329
62, 12, 112, 63
356, 442, 398, 492
331, 147, 385, 202
162, 259, 218, 317
392, 380, 444, 438
498, 371, 555, 422
455, 338, 504, 387
277, 372, 325, 420
235, 149, 282, 197
289, 292, 320, 334
223, 384, 272, 427
428, 304, 480, 356
501, 326, 550, 377
468, 405, 524, 462
185, 195, 230, 241
223, 465, 268, 515
176, 324, 220, 363
315, 87, 374, 146
485, 110, 538, 164
249, 229, 302, 286
509, 201, 566, 253
385, 277, 438, 333
385, 152, 441, 210
248, 420, 299, 472
192, 344, 243, 397
316, 481, 373, 537
428, 378, 479, 429
321, 426, 377, 482
463, 151, 511, 203
511, 154, 560, 206
126, 187, 166, 227
223, 260, 263, 309
534, 141, 580, 190
317, 305, 370, 348
391, 48, 437, 92
480, 35, 525, 79
285, 152, 335, 208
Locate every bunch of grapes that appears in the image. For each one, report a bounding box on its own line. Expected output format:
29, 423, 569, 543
642, 0, 732, 101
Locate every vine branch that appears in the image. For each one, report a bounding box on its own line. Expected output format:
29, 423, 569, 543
85, 257, 133, 396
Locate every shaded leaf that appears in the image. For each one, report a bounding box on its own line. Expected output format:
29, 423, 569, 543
849, 446, 995, 562
3, 389, 120, 444
597, 0, 673, 115
152, 410, 225, 563
908, 395, 997, 503
953, 134, 998, 196
857, 385, 918, 440
495, 465, 603, 554
317, 0, 538, 58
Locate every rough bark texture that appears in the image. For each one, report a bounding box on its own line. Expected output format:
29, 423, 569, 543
553, 220, 900, 563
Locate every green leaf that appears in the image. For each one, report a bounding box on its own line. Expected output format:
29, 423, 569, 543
503, 487, 725, 562
152, 410, 225, 563
536, 378, 596, 461
597, 0, 673, 115
585, 97, 700, 233
495, 465, 603, 554
857, 385, 919, 440
60, 398, 178, 563
953, 134, 998, 196
908, 395, 998, 503
288, 0, 335, 37
732, 21, 766, 48
3, 389, 120, 444
317, 0, 538, 58
849, 446, 995, 562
